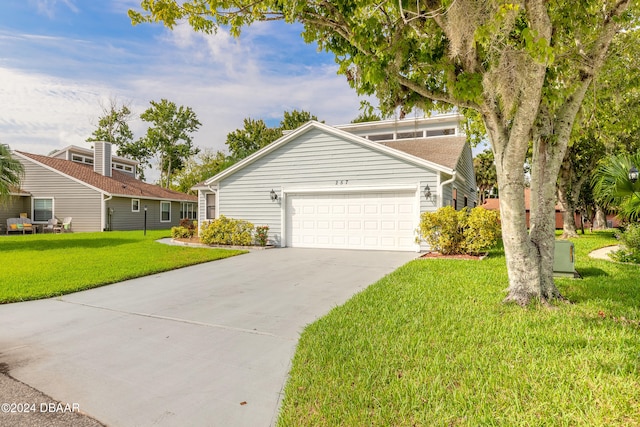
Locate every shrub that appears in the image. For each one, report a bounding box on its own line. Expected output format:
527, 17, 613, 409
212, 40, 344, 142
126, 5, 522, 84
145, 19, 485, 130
200, 215, 254, 246
255, 225, 269, 246
610, 223, 640, 263
418, 206, 501, 255
463, 207, 502, 255
172, 218, 197, 239
171, 226, 193, 239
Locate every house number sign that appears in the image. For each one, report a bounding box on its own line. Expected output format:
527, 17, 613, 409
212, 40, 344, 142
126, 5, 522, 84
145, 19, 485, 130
335, 180, 349, 185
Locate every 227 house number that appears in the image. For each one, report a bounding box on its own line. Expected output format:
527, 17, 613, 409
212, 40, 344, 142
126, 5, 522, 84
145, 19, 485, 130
335, 180, 349, 185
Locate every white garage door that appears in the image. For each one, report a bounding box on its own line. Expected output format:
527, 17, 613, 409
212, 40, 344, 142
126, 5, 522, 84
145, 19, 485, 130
286, 192, 417, 251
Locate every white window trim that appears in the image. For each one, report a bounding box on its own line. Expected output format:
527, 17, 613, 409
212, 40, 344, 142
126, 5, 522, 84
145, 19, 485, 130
132, 199, 140, 213
160, 201, 171, 223
32, 197, 55, 223
181, 202, 196, 220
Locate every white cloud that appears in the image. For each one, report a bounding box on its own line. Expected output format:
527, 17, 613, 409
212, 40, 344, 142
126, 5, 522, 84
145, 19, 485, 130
0, 15, 367, 183
29, 0, 79, 19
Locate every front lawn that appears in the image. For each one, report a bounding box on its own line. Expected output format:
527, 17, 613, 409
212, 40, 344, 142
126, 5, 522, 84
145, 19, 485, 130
0, 230, 245, 303
278, 231, 640, 426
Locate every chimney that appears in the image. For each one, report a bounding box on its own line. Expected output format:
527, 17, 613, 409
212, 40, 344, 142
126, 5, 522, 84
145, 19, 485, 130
94, 141, 112, 177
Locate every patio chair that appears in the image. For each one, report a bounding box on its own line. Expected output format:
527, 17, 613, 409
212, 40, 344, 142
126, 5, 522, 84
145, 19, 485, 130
44, 218, 61, 233
61, 217, 73, 232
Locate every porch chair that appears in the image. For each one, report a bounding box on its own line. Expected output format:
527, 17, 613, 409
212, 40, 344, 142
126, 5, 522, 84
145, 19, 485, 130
44, 218, 61, 233
61, 217, 73, 232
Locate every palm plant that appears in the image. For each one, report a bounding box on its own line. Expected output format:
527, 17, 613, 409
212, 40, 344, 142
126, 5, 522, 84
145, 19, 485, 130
0, 144, 24, 202
592, 152, 640, 221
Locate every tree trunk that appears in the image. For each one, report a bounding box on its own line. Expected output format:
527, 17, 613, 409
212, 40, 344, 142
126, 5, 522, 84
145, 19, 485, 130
593, 205, 608, 229
557, 157, 578, 238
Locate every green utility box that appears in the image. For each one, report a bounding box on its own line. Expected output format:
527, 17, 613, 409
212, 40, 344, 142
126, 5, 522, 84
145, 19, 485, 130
553, 240, 579, 278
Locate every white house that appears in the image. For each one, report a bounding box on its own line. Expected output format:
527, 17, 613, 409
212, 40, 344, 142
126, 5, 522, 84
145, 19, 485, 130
194, 114, 476, 252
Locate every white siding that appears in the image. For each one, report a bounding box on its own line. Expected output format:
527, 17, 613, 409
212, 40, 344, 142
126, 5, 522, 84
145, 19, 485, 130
218, 128, 440, 246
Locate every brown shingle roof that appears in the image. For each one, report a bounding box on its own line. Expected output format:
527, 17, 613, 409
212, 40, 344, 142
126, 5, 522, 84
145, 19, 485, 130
17, 151, 196, 202
380, 136, 466, 170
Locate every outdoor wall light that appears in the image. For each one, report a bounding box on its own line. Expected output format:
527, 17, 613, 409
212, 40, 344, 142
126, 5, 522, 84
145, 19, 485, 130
270, 189, 279, 201
423, 185, 435, 202
630, 166, 639, 184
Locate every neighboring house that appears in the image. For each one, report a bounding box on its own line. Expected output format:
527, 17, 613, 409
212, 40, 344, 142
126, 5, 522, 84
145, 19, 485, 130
3, 142, 196, 232
481, 189, 621, 229
194, 114, 476, 252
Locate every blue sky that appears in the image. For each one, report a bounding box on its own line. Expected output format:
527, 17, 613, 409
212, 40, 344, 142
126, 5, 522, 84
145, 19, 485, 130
0, 0, 365, 167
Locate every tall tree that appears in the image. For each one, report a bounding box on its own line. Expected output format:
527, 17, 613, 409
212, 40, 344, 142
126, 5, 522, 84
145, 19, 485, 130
558, 30, 640, 236
474, 149, 497, 205
87, 99, 135, 146
171, 149, 237, 194
226, 118, 282, 159
139, 99, 201, 188
131, 1, 636, 305
86, 100, 151, 180
0, 144, 24, 203
226, 109, 319, 159
280, 110, 319, 130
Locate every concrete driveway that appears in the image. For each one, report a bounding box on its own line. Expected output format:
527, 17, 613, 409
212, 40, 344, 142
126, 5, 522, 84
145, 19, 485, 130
0, 248, 416, 427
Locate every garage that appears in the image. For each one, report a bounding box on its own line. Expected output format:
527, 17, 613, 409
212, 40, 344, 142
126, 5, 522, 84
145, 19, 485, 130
285, 191, 418, 251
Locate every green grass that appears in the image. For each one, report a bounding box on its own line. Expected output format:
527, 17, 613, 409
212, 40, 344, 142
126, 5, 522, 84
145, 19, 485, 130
0, 230, 246, 303
278, 231, 640, 426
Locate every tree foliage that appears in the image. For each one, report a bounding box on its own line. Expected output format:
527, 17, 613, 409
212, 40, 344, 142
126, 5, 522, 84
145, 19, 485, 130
592, 152, 640, 222
171, 149, 237, 194
0, 144, 24, 203
130, 0, 638, 305
86, 100, 135, 147
226, 109, 319, 159
138, 99, 201, 188
559, 30, 640, 236
473, 149, 497, 204
226, 118, 281, 159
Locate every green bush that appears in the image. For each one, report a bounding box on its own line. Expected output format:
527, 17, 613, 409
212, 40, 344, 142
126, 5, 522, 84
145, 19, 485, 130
463, 206, 502, 255
418, 206, 501, 255
255, 225, 269, 246
172, 219, 197, 239
200, 215, 255, 246
610, 223, 640, 263
171, 226, 193, 239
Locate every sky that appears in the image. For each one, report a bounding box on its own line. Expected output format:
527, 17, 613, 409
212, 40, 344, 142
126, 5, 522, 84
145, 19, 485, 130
0, 0, 367, 170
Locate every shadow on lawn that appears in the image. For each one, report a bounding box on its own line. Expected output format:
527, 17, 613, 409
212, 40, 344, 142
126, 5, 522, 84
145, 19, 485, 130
0, 237, 141, 252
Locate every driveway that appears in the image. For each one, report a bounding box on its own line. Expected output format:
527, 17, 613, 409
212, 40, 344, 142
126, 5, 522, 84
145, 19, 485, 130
0, 248, 416, 426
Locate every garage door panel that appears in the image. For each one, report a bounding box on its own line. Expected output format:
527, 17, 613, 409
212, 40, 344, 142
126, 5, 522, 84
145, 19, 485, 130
286, 191, 417, 251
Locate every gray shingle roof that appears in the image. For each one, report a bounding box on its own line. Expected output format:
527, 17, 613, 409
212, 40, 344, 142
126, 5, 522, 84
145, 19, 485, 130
379, 136, 466, 170
18, 151, 196, 202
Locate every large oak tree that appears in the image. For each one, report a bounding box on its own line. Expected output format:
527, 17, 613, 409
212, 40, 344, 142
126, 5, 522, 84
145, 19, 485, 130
130, 0, 637, 305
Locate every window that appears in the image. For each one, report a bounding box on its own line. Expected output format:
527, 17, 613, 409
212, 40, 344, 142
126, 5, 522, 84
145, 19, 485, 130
464, 196, 468, 208
33, 198, 53, 222
160, 201, 171, 222
206, 194, 216, 220
181, 202, 196, 220
367, 133, 394, 141
426, 128, 455, 137
132, 199, 140, 212
397, 131, 423, 139
452, 188, 458, 210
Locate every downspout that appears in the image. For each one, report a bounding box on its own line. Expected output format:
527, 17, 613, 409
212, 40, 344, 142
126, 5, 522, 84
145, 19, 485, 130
102, 193, 112, 231
439, 171, 457, 208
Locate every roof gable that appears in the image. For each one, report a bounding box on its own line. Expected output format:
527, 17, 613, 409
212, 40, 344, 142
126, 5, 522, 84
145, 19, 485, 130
16, 151, 196, 202
206, 121, 463, 185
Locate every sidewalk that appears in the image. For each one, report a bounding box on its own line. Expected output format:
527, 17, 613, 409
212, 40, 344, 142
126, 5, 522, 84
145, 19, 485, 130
588, 245, 619, 260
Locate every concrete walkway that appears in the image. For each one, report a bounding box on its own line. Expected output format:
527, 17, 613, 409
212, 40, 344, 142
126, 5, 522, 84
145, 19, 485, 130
0, 248, 417, 427
588, 245, 620, 260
